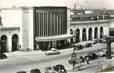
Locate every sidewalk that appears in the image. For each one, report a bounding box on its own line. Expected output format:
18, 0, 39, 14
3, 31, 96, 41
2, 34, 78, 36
4, 43, 106, 57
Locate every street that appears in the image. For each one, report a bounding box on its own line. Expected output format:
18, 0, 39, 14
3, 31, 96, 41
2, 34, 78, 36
0, 43, 112, 73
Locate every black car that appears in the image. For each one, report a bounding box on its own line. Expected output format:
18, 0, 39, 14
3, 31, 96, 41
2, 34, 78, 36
0, 53, 7, 59
93, 39, 98, 44
98, 39, 107, 43
75, 44, 83, 50
84, 43, 92, 48
54, 64, 67, 73
85, 53, 98, 60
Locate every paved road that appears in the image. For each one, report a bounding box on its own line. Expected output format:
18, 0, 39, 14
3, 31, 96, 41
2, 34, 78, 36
0, 43, 107, 73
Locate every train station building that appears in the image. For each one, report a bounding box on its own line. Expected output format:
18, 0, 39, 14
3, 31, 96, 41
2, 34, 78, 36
0, 6, 112, 52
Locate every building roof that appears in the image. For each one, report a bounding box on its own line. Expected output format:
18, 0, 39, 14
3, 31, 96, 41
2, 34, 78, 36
70, 19, 112, 24
0, 27, 20, 30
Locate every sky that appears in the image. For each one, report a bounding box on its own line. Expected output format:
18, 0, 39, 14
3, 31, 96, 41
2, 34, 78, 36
0, 0, 114, 9
0, 0, 114, 27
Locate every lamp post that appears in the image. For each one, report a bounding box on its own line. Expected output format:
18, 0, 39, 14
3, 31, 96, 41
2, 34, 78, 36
107, 40, 112, 59
0, 40, 1, 53
104, 36, 114, 59
72, 45, 77, 70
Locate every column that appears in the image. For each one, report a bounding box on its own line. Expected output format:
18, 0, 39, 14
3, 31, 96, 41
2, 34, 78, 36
86, 28, 89, 41
56, 12, 59, 35
47, 11, 48, 36
98, 27, 100, 39
53, 12, 55, 35
7, 35, 12, 52
80, 29, 82, 42
39, 12, 41, 36
92, 28, 95, 40
42, 11, 44, 36
59, 12, 61, 34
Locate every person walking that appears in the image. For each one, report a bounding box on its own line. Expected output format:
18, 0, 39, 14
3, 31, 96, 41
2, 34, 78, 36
85, 56, 90, 64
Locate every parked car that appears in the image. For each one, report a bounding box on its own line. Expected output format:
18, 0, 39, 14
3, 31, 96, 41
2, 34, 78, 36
75, 44, 83, 50
93, 39, 98, 44
54, 64, 67, 73
96, 50, 107, 57
0, 53, 7, 59
45, 48, 60, 55
84, 43, 92, 48
98, 39, 107, 43
30, 69, 41, 73
17, 71, 26, 73
85, 53, 98, 60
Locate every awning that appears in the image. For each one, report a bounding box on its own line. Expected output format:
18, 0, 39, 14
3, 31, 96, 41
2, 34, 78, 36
35, 34, 75, 42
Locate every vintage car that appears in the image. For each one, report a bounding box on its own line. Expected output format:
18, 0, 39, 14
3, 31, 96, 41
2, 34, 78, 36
45, 48, 60, 55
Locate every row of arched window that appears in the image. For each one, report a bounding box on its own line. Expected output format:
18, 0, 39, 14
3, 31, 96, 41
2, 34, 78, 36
0, 34, 19, 53
70, 27, 104, 43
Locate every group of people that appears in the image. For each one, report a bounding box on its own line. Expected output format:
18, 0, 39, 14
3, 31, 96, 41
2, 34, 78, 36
80, 56, 90, 64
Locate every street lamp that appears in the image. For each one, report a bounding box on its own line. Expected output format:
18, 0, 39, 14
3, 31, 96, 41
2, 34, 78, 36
0, 40, 1, 53
104, 36, 114, 59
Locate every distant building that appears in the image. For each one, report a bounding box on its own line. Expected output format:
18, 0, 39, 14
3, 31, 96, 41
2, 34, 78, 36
68, 9, 112, 43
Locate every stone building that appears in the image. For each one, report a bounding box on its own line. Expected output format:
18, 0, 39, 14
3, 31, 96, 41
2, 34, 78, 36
68, 10, 112, 44
0, 7, 112, 52
0, 6, 74, 51
0, 27, 20, 52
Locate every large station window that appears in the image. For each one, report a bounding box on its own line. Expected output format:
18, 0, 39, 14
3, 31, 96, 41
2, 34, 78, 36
94, 27, 98, 39
0, 35, 7, 53
100, 27, 103, 38
70, 29, 73, 43
88, 28, 92, 40
75, 29, 80, 43
82, 28, 87, 41
12, 34, 19, 52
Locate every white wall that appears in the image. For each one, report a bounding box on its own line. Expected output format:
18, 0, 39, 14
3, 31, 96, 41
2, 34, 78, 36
21, 8, 34, 51
1, 7, 34, 51
28, 9, 34, 51
1, 9, 22, 27
1, 8, 22, 52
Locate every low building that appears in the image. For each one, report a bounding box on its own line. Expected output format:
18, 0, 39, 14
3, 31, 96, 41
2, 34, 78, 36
68, 9, 112, 43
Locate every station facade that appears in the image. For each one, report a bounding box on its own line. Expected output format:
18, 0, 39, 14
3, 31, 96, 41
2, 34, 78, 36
0, 6, 112, 52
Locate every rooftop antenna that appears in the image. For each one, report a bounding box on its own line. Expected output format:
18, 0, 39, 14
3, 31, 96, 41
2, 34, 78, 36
85, 0, 88, 9
74, 4, 76, 10
80, 5, 83, 20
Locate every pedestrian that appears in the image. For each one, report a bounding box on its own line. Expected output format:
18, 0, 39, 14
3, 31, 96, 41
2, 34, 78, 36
80, 56, 85, 62
85, 56, 90, 64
